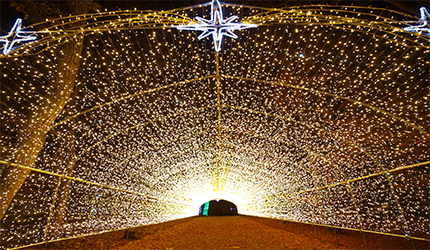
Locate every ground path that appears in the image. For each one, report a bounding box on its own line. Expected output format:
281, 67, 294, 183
114, 216, 346, 250
23, 215, 429, 249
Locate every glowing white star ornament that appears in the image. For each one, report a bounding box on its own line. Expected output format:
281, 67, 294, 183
0, 18, 37, 55
403, 7, 430, 36
175, 0, 257, 51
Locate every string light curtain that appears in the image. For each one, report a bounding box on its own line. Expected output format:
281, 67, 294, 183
0, 3, 429, 249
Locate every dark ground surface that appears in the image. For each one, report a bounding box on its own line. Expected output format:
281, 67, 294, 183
115, 216, 346, 249
24, 215, 430, 250
113, 216, 429, 250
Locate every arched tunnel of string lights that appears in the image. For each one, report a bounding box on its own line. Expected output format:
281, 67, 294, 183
0, 0, 429, 249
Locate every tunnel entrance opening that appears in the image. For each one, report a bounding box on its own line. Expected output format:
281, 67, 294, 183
198, 199, 238, 216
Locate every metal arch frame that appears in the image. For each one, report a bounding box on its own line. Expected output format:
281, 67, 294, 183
244, 9, 427, 48
9, 75, 215, 160
155, 156, 285, 201
95, 136, 220, 212
125, 155, 277, 206
92, 96, 419, 199
15, 10, 191, 34
221, 128, 361, 189
20, 73, 423, 173
102, 126, 354, 201
140, 139, 313, 199
0, 10, 194, 57
0, 5, 426, 118
92, 129, 218, 192
238, 4, 418, 23
7, 73, 421, 174
215, 52, 223, 198
216, 149, 337, 222
2, 5, 421, 35
158, 154, 274, 192
221, 105, 376, 168
0, 160, 181, 203
218, 148, 334, 192
221, 75, 429, 137
100, 140, 275, 203
67, 105, 217, 171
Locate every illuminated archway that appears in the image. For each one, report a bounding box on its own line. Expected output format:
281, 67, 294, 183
0, 1, 429, 249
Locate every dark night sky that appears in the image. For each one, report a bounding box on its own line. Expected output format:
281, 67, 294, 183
0, 0, 427, 33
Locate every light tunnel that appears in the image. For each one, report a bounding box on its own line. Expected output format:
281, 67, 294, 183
0, 1, 429, 249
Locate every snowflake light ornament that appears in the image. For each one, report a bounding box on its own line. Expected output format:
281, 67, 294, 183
0, 18, 37, 55
175, 0, 257, 51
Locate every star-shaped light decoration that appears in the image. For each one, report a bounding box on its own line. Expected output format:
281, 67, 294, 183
403, 7, 430, 36
175, 0, 257, 51
0, 18, 37, 55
